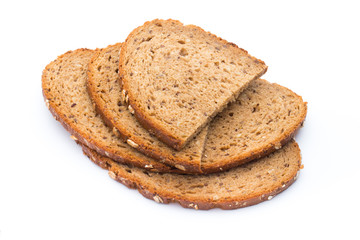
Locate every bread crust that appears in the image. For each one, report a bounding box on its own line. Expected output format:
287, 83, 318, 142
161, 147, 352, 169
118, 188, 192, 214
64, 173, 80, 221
119, 19, 268, 150
42, 48, 182, 173
82, 140, 301, 210
87, 43, 205, 173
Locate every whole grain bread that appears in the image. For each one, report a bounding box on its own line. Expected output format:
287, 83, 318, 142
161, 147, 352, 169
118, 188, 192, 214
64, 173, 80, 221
87, 43, 208, 173
201, 79, 307, 173
42, 48, 183, 173
120, 19, 267, 150
82, 140, 302, 210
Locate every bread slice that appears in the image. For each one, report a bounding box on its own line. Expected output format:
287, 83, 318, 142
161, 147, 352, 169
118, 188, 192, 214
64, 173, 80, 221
82, 140, 302, 210
87, 43, 208, 173
119, 19, 268, 150
202, 79, 307, 173
42, 48, 183, 173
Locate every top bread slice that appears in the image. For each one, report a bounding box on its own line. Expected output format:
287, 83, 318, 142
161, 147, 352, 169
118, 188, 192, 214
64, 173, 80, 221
87, 43, 208, 173
82, 140, 302, 210
41, 48, 184, 173
120, 19, 268, 150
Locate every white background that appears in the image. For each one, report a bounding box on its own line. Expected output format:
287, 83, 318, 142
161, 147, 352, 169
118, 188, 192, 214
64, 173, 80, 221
1, 0, 359, 239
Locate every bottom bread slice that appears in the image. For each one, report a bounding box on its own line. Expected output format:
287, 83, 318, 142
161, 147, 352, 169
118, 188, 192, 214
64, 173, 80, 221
81, 140, 302, 210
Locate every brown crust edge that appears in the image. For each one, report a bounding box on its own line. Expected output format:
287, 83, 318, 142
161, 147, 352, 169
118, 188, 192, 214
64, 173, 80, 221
119, 19, 268, 151
41, 48, 180, 174
86, 43, 202, 173
81, 140, 301, 210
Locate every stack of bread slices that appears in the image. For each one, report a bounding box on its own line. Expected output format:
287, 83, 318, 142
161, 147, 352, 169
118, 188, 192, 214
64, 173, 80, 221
42, 19, 307, 210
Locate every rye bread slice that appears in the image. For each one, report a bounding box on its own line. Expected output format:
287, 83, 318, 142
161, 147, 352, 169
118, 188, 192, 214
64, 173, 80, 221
120, 19, 268, 150
87, 43, 208, 173
82, 140, 302, 210
202, 79, 307, 173
42, 48, 183, 173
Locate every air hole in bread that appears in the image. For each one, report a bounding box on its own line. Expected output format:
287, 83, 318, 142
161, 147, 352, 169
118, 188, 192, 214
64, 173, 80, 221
252, 104, 260, 113
220, 146, 229, 151
164, 52, 171, 59
178, 48, 188, 57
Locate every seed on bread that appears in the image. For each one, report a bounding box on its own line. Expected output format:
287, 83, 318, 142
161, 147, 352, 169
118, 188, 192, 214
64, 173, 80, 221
127, 139, 139, 148
153, 195, 163, 203
128, 105, 134, 114
121, 89, 127, 103
108, 171, 116, 180
188, 203, 199, 210
45, 99, 50, 109
175, 164, 186, 171
70, 135, 78, 141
